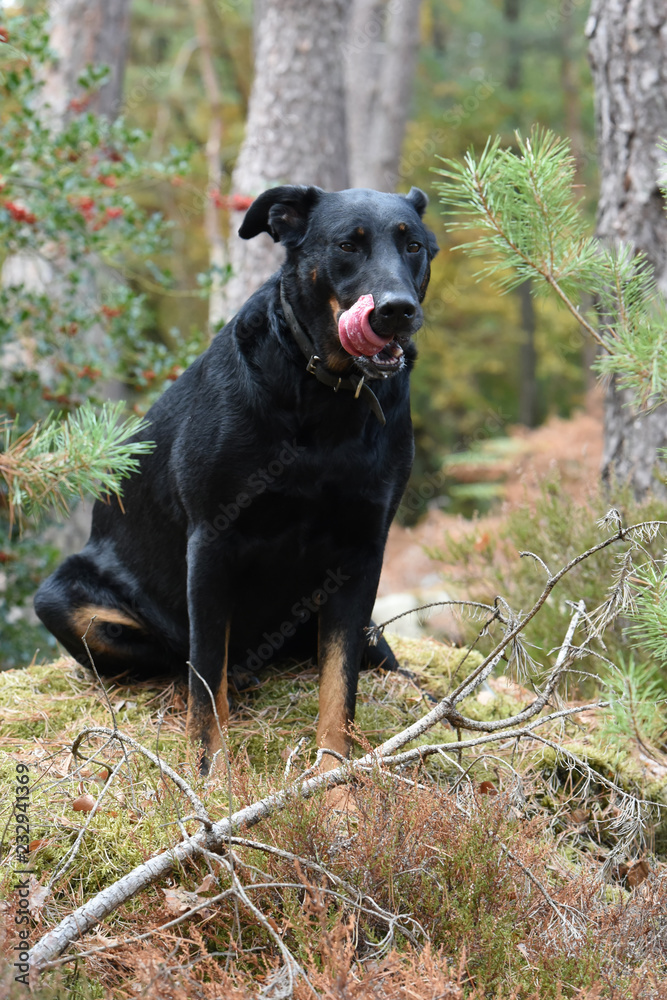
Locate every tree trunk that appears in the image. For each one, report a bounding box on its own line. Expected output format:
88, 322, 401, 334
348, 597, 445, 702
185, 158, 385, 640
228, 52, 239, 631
587, 0, 667, 496
345, 0, 423, 190
42, 0, 131, 123
224, 0, 352, 316
187, 0, 226, 333
503, 0, 538, 427
517, 280, 537, 427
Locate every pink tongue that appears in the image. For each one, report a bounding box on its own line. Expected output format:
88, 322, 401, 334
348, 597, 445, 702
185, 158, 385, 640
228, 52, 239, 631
338, 294, 389, 357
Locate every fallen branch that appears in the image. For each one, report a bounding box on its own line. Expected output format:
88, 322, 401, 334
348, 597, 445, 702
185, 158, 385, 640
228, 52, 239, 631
28, 699, 623, 971
29, 518, 664, 971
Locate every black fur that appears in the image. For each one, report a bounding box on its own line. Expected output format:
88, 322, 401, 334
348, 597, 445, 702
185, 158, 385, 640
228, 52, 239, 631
34, 186, 439, 767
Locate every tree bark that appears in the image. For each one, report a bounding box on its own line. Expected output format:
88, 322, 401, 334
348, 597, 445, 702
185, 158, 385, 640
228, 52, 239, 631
345, 0, 423, 190
187, 0, 226, 333
503, 0, 538, 426
517, 280, 538, 427
588, 0, 667, 496
42, 0, 131, 123
224, 0, 352, 316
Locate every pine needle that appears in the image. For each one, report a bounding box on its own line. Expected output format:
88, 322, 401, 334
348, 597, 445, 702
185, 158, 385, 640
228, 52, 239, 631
0, 401, 154, 528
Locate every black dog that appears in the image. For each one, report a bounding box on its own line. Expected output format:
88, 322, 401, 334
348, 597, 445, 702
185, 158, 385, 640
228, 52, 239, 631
34, 185, 439, 770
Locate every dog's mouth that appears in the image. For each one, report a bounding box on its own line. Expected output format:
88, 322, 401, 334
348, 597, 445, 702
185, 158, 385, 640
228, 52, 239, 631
354, 339, 405, 378
337, 294, 405, 378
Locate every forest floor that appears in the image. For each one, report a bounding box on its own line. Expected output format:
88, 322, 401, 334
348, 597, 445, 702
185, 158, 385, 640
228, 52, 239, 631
3, 394, 667, 998
380, 391, 604, 599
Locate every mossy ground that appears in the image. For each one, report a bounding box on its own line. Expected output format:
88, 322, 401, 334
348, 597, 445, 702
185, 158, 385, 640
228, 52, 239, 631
1, 636, 666, 998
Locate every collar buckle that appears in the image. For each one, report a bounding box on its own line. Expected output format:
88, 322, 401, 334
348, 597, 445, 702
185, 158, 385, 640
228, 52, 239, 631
306, 355, 320, 375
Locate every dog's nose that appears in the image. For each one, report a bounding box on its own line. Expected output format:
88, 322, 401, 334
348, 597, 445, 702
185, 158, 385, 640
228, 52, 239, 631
376, 296, 417, 321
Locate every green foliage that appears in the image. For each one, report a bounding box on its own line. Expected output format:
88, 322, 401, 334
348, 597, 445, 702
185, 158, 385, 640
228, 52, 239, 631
401, 0, 595, 512
626, 561, 667, 665
1, 402, 153, 523
0, 12, 200, 424
439, 478, 667, 686
435, 130, 599, 295
600, 654, 667, 755
0, 12, 204, 668
432, 125, 667, 749
434, 127, 667, 403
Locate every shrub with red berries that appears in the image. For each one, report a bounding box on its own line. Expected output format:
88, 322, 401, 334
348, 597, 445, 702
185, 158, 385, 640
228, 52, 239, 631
0, 12, 207, 667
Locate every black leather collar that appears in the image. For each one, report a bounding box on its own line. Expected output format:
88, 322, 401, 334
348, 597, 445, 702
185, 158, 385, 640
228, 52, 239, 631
279, 284, 386, 427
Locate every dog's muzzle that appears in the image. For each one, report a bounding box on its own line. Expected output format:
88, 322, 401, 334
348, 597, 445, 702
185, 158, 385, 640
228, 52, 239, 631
338, 294, 416, 378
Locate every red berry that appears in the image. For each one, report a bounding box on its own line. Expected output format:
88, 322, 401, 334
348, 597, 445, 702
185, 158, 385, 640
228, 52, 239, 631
231, 193, 254, 211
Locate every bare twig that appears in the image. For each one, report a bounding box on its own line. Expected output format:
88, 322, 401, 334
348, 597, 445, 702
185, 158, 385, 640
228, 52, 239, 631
71, 727, 210, 827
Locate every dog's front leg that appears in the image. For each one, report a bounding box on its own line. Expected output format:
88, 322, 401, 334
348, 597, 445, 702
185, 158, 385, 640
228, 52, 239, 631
185, 529, 231, 772
316, 561, 382, 772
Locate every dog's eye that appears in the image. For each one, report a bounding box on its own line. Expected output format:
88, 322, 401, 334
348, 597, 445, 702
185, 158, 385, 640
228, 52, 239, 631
407, 242, 422, 253
339, 242, 357, 253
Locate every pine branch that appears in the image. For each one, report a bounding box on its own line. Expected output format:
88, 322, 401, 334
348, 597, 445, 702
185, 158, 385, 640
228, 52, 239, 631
434, 127, 667, 403
0, 401, 154, 526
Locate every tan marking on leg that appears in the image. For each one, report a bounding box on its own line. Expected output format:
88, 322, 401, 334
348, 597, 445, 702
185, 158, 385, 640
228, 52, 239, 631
311, 268, 318, 283
71, 605, 143, 636
186, 622, 230, 770
316, 630, 350, 772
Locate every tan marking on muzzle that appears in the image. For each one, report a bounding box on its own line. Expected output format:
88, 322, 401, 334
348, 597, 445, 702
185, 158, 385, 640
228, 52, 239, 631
326, 296, 357, 373
329, 296, 341, 322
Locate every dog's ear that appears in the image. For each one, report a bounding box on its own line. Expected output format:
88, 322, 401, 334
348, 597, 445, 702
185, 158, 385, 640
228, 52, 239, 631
404, 187, 429, 218
403, 187, 439, 259
425, 229, 440, 260
238, 185, 323, 246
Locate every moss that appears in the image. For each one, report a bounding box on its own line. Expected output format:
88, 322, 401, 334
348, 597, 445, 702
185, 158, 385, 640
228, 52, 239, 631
459, 690, 524, 723
384, 632, 484, 698
0, 657, 163, 741
602, 884, 630, 905
3, 638, 667, 995
532, 739, 642, 787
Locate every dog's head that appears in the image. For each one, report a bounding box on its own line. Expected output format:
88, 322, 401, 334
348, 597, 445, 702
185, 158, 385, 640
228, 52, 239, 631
239, 185, 439, 379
